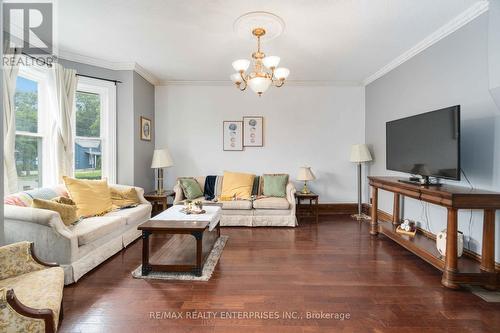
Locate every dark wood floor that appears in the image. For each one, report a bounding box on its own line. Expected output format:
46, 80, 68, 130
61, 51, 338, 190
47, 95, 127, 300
60, 215, 500, 333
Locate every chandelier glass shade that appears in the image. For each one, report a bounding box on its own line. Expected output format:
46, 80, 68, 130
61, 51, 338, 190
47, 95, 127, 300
230, 28, 290, 96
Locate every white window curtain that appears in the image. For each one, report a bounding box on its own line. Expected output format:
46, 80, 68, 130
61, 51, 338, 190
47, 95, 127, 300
2, 49, 20, 194
47, 63, 78, 184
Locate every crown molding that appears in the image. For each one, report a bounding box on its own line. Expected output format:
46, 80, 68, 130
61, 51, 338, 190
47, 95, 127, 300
362, 0, 489, 86
57, 49, 160, 85
159, 80, 362, 87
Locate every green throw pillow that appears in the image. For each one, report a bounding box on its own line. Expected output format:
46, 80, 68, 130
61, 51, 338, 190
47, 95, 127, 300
179, 178, 204, 200
263, 174, 288, 198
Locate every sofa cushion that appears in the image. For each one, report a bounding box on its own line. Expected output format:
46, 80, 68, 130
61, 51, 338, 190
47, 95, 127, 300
253, 197, 290, 210
111, 187, 140, 209
105, 204, 151, 226
220, 200, 253, 210
71, 216, 126, 246
63, 177, 113, 218
0, 266, 64, 329
32, 198, 79, 226
179, 178, 204, 200
220, 171, 255, 200
262, 174, 289, 197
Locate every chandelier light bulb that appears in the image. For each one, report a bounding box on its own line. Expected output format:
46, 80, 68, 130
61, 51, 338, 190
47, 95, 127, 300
262, 56, 280, 69
230, 73, 242, 83
232, 59, 250, 72
274, 67, 290, 80
248, 77, 272, 95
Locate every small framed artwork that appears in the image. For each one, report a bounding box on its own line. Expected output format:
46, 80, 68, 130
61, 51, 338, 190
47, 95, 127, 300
223, 121, 243, 151
140, 116, 152, 141
243, 116, 263, 147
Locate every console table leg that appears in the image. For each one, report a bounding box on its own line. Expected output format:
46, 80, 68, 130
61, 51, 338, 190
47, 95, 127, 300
393, 193, 400, 225
481, 209, 496, 272
442, 208, 460, 289
370, 186, 378, 236
481, 209, 497, 290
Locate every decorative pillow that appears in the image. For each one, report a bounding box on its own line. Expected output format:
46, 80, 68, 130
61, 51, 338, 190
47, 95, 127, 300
262, 174, 289, 198
220, 171, 255, 200
111, 187, 140, 209
53, 196, 75, 205
179, 178, 204, 200
32, 198, 79, 226
63, 176, 113, 218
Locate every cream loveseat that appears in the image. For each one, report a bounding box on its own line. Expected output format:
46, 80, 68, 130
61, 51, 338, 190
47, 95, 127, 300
173, 176, 297, 227
4, 184, 152, 285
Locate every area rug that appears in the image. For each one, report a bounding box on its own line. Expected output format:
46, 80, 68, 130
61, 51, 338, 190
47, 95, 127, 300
466, 285, 500, 303
131, 235, 228, 281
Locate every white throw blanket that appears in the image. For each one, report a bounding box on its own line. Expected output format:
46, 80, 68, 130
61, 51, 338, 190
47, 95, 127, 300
152, 205, 221, 231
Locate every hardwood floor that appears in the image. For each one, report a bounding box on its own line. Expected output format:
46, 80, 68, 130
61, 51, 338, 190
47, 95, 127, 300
60, 215, 500, 333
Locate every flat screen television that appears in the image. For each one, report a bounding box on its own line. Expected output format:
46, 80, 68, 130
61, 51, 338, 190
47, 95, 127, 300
386, 105, 460, 183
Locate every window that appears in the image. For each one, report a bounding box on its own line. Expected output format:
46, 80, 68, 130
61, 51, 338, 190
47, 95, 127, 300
74, 77, 116, 183
14, 71, 46, 191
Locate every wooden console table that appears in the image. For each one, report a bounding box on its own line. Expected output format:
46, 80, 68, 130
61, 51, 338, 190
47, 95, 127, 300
369, 176, 499, 290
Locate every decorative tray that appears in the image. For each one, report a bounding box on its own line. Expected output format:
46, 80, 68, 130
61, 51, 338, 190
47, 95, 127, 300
180, 208, 206, 215
396, 226, 416, 237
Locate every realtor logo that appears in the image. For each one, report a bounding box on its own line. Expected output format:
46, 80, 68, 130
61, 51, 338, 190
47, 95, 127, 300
3, 2, 53, 55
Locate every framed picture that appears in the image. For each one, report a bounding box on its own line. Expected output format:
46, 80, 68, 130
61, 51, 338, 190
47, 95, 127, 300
243, 116, 263, 147
140, 116, 152, 141
223, 121, 243, 151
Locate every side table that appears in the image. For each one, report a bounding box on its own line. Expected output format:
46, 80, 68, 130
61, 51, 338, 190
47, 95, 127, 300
144, 190, 175, 216
295, 192, 319, 224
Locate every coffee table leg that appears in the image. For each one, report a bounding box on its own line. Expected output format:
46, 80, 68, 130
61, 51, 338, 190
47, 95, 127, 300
192, 231, 203, 277
142, 231, 152, 276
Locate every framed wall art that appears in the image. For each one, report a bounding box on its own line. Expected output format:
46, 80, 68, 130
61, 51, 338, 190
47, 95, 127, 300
243, 116, 263, 147
140, 116, 152, 141
223, 121, 243, 151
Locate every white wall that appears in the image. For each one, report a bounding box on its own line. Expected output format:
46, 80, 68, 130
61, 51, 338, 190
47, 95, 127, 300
155, 84, 365, 203
366, 13, 500, 261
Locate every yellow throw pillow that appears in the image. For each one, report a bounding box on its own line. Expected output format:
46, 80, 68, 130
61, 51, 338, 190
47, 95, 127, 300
111, 187, 140, 209
220, 171, 255, 200
32, 198, 79, 226
63, 176, 113, 218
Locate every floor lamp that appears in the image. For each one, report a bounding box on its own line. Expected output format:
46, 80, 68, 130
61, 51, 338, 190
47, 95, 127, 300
350, 144, 372, 220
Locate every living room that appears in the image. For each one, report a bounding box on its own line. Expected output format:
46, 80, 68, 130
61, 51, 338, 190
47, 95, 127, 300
1, 0, 500, 332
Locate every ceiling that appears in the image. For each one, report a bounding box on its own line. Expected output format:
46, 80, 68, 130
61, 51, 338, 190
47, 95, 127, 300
56, 0, 486, 84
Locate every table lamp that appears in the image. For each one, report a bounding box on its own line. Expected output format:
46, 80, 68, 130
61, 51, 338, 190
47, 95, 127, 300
151, 148, 174, 195
350, 144, 372, 220
297, 166, 316, 194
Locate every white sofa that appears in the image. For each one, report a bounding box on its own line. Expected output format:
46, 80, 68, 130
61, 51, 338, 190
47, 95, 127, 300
4, 184, 152, 285
173, 176, 297, 227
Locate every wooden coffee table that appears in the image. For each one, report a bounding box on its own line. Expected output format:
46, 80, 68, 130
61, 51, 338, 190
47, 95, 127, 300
138, 205, 221, 277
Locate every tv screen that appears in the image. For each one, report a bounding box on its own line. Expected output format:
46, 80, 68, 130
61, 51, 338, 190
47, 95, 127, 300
386, 106, 460, 180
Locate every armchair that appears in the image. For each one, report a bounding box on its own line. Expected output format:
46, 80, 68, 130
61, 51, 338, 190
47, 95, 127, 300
0, 242, 64, 333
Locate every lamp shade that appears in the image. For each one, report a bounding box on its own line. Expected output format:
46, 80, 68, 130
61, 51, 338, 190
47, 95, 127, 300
232, 59, 250, 72
248, 77, 272, 94
151, 148, 174, 168
350, 144, 372, 163
297, 166, 316, 181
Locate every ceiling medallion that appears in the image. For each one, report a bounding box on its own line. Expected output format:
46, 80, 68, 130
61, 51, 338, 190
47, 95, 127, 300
231, 12, 290, 96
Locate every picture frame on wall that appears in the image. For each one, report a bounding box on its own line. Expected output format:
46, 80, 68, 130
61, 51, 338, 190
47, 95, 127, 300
243, 116, 264, 147
140, 116, 152, 141
223, 121, 243, 151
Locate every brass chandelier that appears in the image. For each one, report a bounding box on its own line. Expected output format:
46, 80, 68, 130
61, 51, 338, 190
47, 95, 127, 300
230, 27, 290, 96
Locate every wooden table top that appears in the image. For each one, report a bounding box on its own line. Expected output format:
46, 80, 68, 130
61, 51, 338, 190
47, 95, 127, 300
138, 219, 211, 232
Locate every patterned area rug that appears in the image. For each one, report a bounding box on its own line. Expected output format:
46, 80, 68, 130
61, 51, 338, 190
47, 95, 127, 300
131, 235, 228, 281
466, 285, 500, 303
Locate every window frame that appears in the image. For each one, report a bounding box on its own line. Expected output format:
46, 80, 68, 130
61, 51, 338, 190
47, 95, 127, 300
74, 77, 117, 183
15, 66, 49, 190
